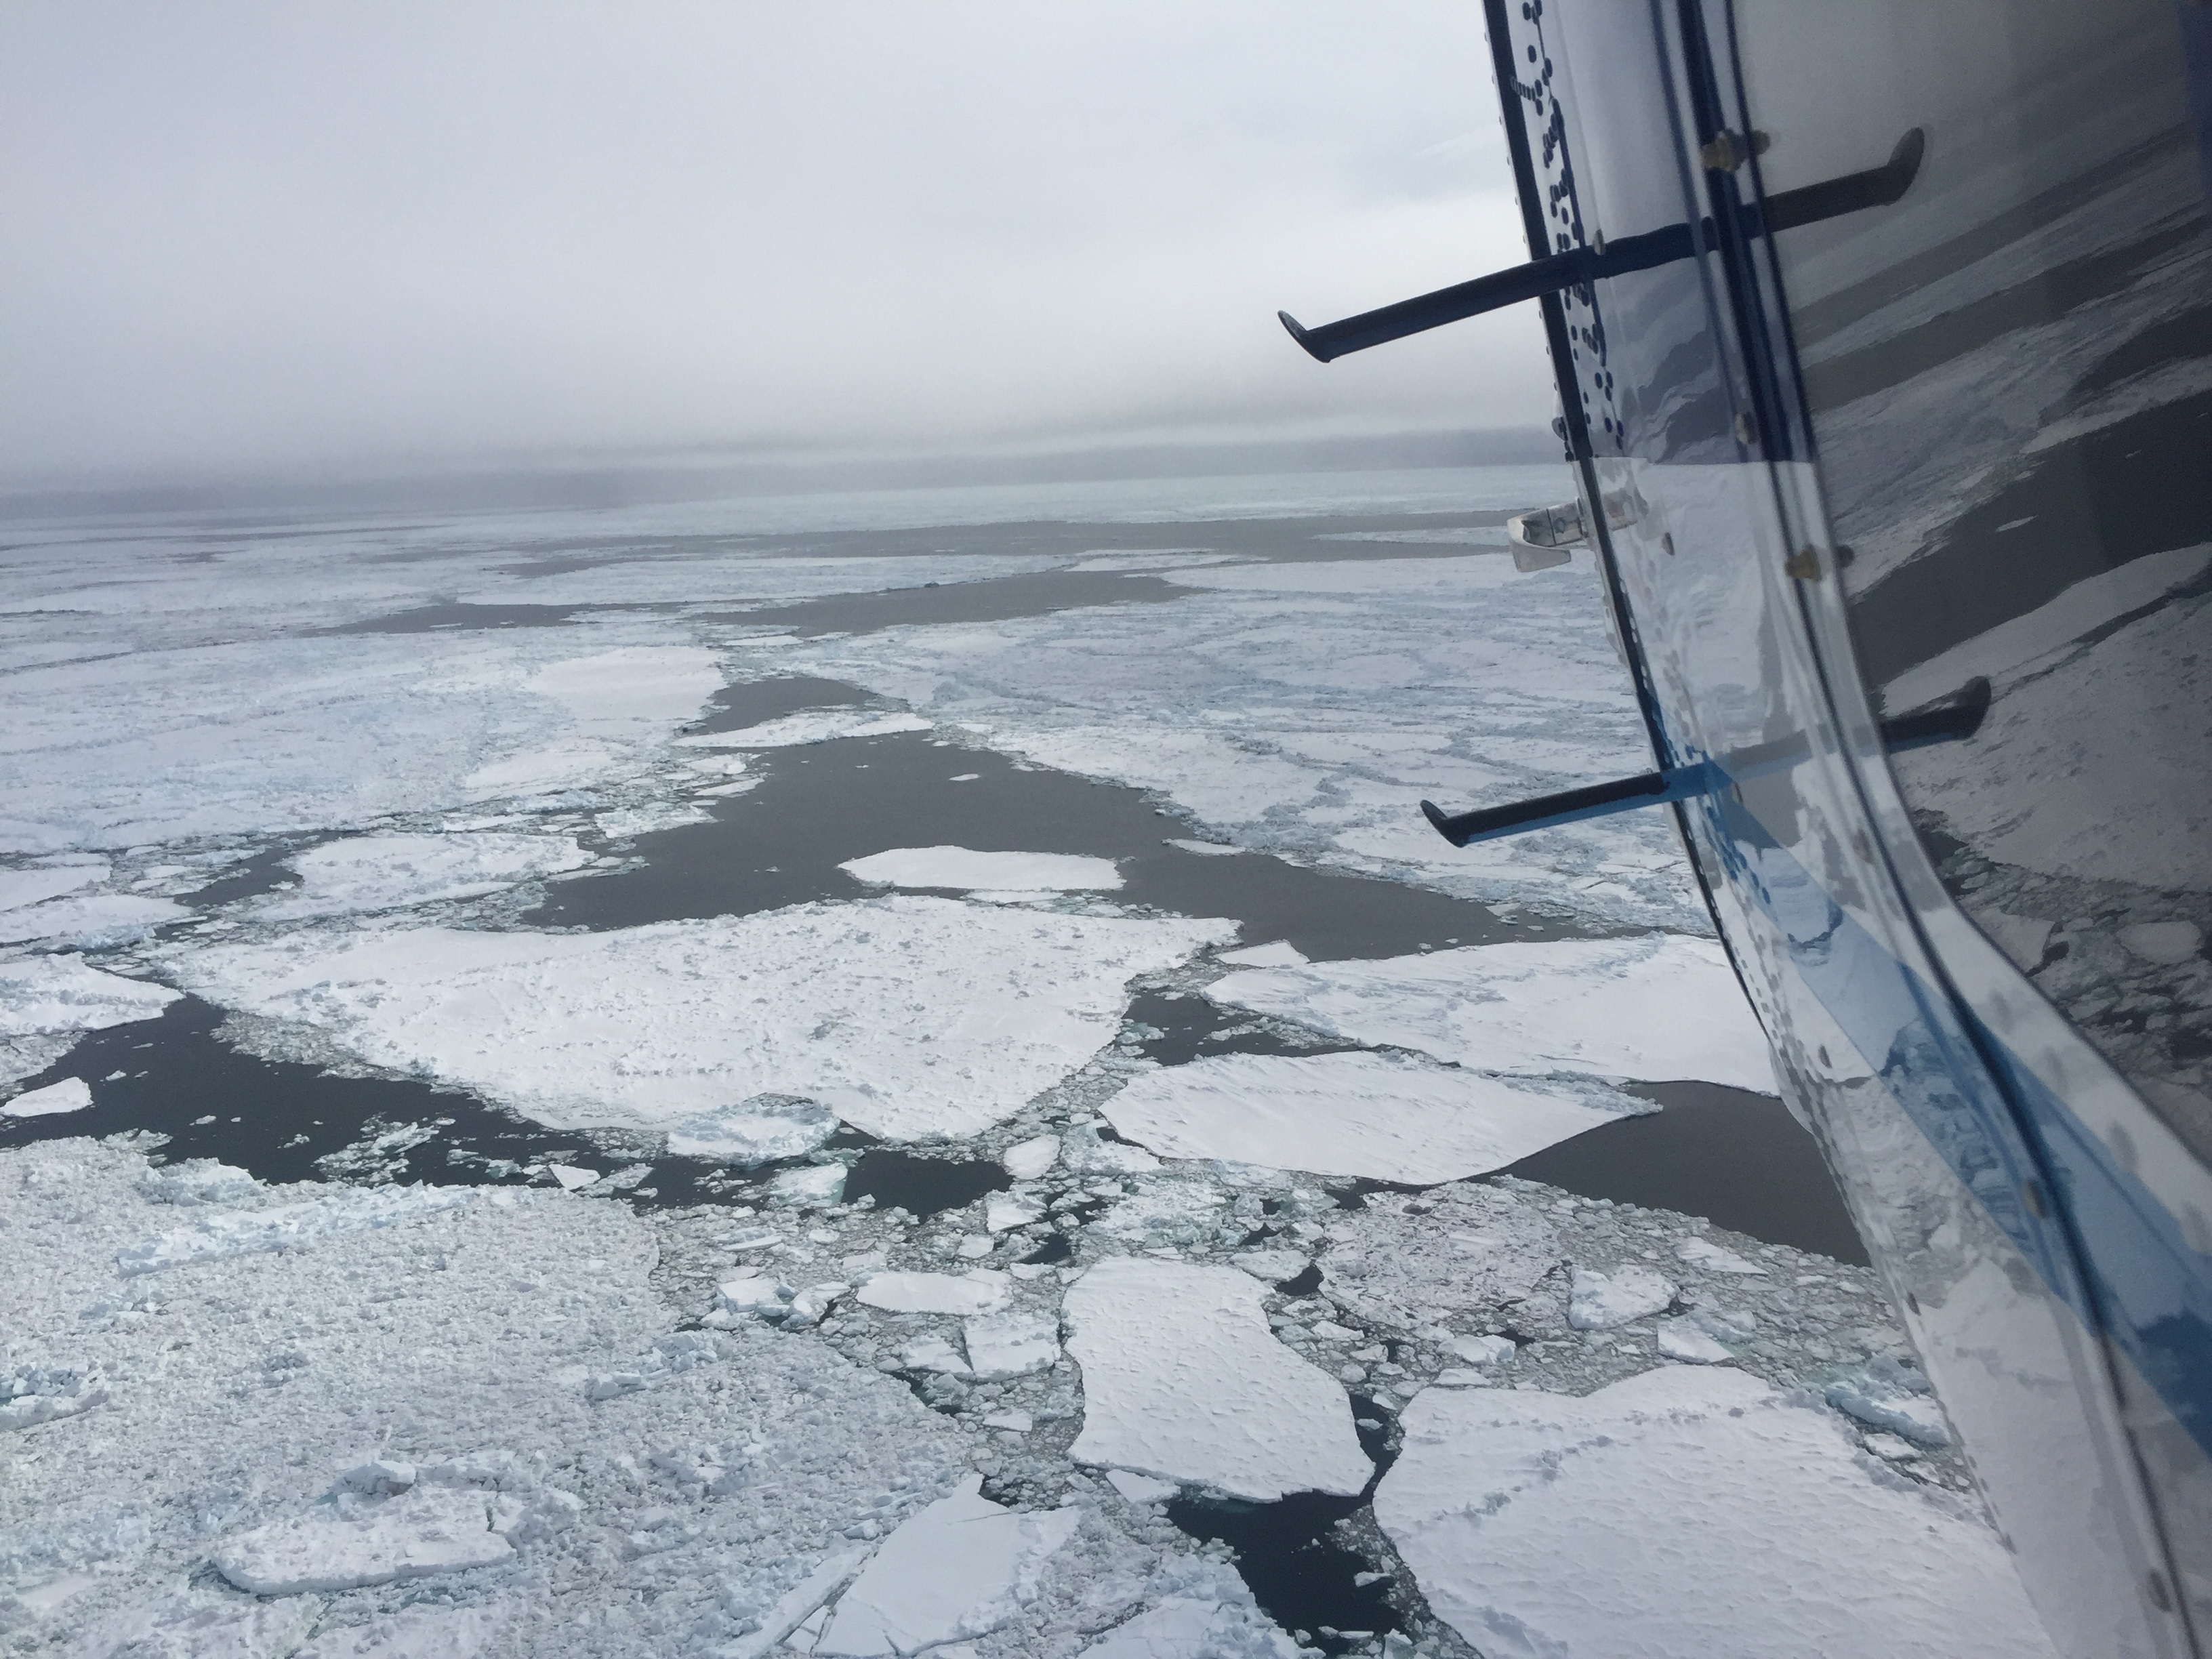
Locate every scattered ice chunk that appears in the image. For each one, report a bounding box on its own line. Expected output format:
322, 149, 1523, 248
718, 709, 931, 747
1209, 935, 1772, 1090
1, 1076, 91, 1118
1567, 1265, 1677, 1330
0, 957, 179, 1063
955, 1233, 995, 1259
840, 846, 1122, 894
1427, 1369, 1494, 1389
0, 893, 189, 947
899, 1335, 969, 1374
1065, 1258, 1371, 1502
117, 1183, 476, 1276
171, 897, 1231, 1142
1448, 1334, 1515, 1366
1061, 1124, 1162, 1174
1000, 1134, 1060, 1181
258, 832, 592, 920
596, 801, 714, 839
770, 1165, 848, 1207
813, 1476, 1079, 1657
1103, 1470, 1178, 1504
665, 1095, 838, 1166
548, 1164, 599, 1191
0, 1366, 108, 1431
79, 1590, 321, 1659
1378, 1366, 2058, 1659
981, 1409, 1033, 1432
1654, 1318, 1733, 1364
985, 1192, 1044, 1232
857, 1271, 1012, 1317
785, 1282, 851, 1327
140, 1158, 260, 1205
1826, 1360, 1952, 1448
718, 1272, 788, 1314
2118, 920, 2202, 966
1214, 940, 1307, 969
962, 1309, 1059, 1380
1103, 1052, 1635, 1185
1675, 1235, 1769, 1275
1862, 1433, 1923, 1462
1229, 1249, 1310, 1284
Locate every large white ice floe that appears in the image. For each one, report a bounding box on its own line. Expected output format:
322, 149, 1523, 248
1063, 1258, 1371, 1502
256, 831, 592, 918
1, 1076, 91, 1118
0, 953, 178, 1087
0, 634, 721, 853
0, 862, 106, 913
665, 1094, 840, 1166
0, 891, 188, 947
1376, 1365, 2058, 1659
813, 1476, 1080, 1657
840, 845, 1123, 894
712, 708, 931, 747
1209, 934, 1773, 1090
1101, 1050, 1637, 1185
855, 1270, 1012, 1317
1076, 1594, 1305, 1658
167, 896, 1232, 1141
1567, 1264, 1679, 1330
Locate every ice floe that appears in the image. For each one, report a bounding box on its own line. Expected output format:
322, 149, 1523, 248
962, 1309, 1061, 1380
0, 862, 106, 912
256, 831, 592, 918
1210, 934, 1773, 1089
665, 1095, 839, 1165
0, 890, 188, 947
1567, 1264, 1679, 1330
1064, 1257, 1371, 1502
213, 1483, 522, 1595
1212, 939, 1307, 968
1101, 1050, 1637, 1185
1077, 1594, 1304, 1658
813, 1477, 1080, 1657
717, 709, 932, 747
0, 953, 179, 1086
1, 1076, 91, 1117
857, 1271, 1013, 1317
168, 896, 1231, 1142
116, 1181, 477, 1275
1378, 1365, 2055, 1659
840, 845, 1123, 893
1001, 1134, 1061, 1179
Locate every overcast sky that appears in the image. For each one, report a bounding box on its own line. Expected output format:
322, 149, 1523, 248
3, 3, 1555, 489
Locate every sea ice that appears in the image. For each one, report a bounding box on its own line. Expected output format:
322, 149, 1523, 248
665, 1095, 839, 1165
857, 1271, 1012, 1317
1103, 1470, 1179, 1505
1377, 1366, 2055, 1659
213, 1485, 517, 1595
962, 1309, 1060, 1380
813, 1477, 1080, 1657
0, 1366, 108, 1431
116, 1182, 477, 1275
770, 1164, 848, 1207
0, 863, 105, 912
0, 891, 188, 947
1448, 1334, 1516, 1366
1002, 1134, 1061, 1179
548, 1164, 598, 1191
1826, 1359, 1953, 1448
1675, 1235, 1769, 1275
1077, 1595, 1305, 1658
258, 832, 592, 918
1212, 940, 1307, 969
76, 1590, 321, 1659
985, 1191, 1044, 1232
1101, 1051, 1635, 1185
1229, 1249, 1309, 1284
1, 1076, 91, 1117
169, 896, 1231, 1142
1063, 1258, 1371, 1502
724, 1547, 874, 1659
840, 846, 1123, 893
1654, 1317, 1734, 1364
1568, 1265, 1678, 1330
719, 709, 931, 747
1209, 935, 1772, 1089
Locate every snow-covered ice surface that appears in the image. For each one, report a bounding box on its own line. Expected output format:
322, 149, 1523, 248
167, 897, 1231, 1142
840, 846, 1124, 894
1101, 1051, 1641, 1185
1376, 1366, 2055, 1659
0, 1077, 91, 1118
1065, 1258, 1372, 1502
0, 954, 179, 1088
1208, 935, 1774, 1090
259, 833, 594, 919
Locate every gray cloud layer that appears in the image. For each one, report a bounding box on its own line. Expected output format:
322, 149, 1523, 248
3, 2, 1554, 489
